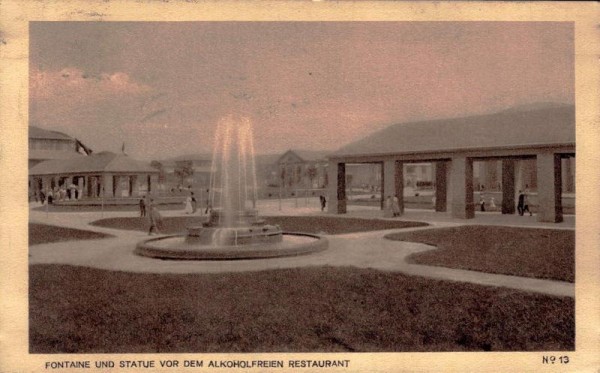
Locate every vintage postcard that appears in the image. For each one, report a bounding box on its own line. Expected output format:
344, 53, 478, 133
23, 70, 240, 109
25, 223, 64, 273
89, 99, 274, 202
1, 1, 599, 372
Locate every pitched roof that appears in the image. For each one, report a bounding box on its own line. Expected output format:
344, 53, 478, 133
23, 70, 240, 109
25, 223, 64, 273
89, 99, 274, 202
163, 153, 212, 162
29, 151, 158, 176
293, 149, 330, 161
29, 126, 74, 140
331, 103, 575, 158
279, 149, 329, 163
29, 149, 85, 161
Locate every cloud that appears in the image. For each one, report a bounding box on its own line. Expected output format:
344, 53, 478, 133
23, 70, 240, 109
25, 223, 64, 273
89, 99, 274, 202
30, 67, 152, 102
29, 68, 156, 154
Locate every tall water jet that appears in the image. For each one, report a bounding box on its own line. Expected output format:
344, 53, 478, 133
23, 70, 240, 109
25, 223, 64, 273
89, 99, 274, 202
208, 115, 258, 229
135, 116, 327, 260
189, 115, 282, 247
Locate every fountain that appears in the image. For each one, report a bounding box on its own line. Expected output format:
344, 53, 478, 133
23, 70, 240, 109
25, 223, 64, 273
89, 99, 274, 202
135, 116, 327, 260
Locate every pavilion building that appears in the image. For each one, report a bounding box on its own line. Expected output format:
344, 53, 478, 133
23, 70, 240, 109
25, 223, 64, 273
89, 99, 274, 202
28, 125, 91, 168
29, 151, 159, 202
327, 103, 575, 223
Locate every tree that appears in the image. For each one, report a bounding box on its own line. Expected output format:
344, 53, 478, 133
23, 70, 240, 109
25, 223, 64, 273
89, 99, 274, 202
174, 161, 194, 186
306, 165, 317, 188
150, 161, 165, 183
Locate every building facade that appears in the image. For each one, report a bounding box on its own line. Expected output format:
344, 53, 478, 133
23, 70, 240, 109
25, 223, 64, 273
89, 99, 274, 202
29, 151, 159, 202
327, 103, 575, 223
28, 126, 90, 168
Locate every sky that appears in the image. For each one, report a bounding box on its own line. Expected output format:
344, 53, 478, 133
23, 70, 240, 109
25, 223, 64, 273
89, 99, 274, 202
29, 22, 574, 161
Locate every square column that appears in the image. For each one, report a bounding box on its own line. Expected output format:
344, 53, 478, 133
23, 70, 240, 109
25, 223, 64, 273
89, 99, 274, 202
90, 176, 96, 197
396, 161, 404, 214
434, 161, 447, 212
379, 162, 385, 210
536, 153, 563, 223
449, 156, 474, 219
132, 175, 140, 196
501, 159, 516, 214
104, 173, 114, 197
383, 160, 404, 215
76, 177, 84, 199
327, 161, 346, 214
150, 174, 159, 196
115, 175, 126, 197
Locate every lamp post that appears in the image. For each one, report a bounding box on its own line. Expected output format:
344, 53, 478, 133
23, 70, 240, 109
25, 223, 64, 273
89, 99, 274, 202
45, 188, 49, 219
101, 183, 105, 219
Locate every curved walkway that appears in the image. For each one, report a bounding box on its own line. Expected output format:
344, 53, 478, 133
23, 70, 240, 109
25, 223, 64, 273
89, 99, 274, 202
28, 207, 574, 298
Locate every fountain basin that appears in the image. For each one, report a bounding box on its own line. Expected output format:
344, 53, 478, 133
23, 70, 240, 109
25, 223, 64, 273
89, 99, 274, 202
185, 225, 283, 246
135, 232, 327, 260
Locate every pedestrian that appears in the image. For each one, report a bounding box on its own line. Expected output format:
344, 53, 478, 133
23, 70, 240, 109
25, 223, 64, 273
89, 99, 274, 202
384, 196, 393, 218
523, 187, 532, 216
148, 200, 163, 235
191, 192, 197, 214
489, 197, 497, 211
479, 195, 486, 212
47, 189, 54, 205
39, 190, 46, 205
139, 195, 146, 217
205, 189, 211, 214
68, 183, 77, 200
392, 195, 401, 217
184, 193, 193, 214
319, 195, 327, 211
517, 190, 525, 216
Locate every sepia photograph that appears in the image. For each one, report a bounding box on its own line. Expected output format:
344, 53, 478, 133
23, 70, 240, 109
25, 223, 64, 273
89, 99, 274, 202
1, 1, 599, 372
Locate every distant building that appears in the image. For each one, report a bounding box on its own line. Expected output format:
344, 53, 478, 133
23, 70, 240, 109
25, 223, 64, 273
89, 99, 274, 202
29, 151, 159, 201
28, 125, 91, 169
275, 150, 330, 190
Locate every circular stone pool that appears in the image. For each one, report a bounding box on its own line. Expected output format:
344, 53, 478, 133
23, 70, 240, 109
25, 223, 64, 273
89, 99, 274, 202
135, 232, 328, 260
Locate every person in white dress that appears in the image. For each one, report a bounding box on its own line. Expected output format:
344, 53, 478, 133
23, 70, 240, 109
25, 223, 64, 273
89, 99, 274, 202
489, 197, 496, 211
392, 195, 401, 217
184, 194, 193, 214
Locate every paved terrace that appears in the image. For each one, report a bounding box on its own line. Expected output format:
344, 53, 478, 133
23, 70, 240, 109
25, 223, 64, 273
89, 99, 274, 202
28, 198, 575, 298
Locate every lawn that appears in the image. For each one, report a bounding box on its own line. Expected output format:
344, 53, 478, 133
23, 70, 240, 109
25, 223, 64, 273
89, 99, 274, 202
31, 204, 183, 213
90, 216, 428, 235
29, 223, 113, 246
385, 226, 574, 282
29, 264, 573, 353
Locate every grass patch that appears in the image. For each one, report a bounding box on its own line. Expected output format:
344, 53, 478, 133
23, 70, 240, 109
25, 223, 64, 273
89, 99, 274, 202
31, 204, 183, 213
29, 264, 573, 353
29, 223, 113, 246
385, 226, 574, 282
90, 216, 427, 235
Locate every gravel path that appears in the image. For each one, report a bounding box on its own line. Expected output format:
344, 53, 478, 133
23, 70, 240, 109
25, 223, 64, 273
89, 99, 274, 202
28, 207, 575, 298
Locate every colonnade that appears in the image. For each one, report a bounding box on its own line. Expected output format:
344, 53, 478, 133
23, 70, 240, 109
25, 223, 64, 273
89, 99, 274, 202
328, 150, 572, 223
30, 173, 159, 200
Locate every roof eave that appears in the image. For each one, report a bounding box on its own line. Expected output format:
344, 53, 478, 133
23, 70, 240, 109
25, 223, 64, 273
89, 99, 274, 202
328, 142, 576, 160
